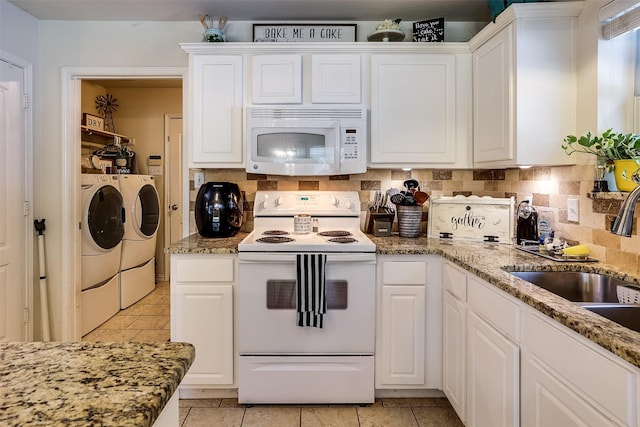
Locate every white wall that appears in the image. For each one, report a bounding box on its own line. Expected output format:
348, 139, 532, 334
0, 0, 39, 62
37, 21, 195, 340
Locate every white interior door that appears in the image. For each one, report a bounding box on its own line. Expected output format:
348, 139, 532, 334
164, 115, 183, 280
0, 58, 28, 342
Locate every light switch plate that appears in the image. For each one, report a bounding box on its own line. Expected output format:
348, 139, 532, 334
194, 171, 205, 188
567, 198, 579, 222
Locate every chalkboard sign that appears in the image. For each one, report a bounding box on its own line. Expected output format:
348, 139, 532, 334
413, 18, 445, 42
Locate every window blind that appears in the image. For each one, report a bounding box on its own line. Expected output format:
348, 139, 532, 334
601, 0, 640, 40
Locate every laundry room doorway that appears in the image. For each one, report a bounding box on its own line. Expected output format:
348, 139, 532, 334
62, 67, 186, 340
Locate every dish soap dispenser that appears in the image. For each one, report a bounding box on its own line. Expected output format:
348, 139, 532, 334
516, 199, 538, 245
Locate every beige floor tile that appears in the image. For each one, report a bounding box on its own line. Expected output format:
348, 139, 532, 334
242, 406, 300, 427
412, 406, 464, 427
131, 303, 171, 316
94, 329, 140, 341
139, 293, 168, 305
179, 399, 222, 408
433, 398, 453, 408
130, 329, 170, 342
99, 315, 139, 330
81, 328, 104, 341
357, 406, 418, 427
382, 398, 439, 407
127, 315, 169, 329
220, 398, 245, 408
301, 407, 358, 427
179, 407, 190, 426
183, 407, 245, 427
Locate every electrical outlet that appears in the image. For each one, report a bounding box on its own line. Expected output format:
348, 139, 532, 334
567, 198, 579, 222
194, 171, 205, 189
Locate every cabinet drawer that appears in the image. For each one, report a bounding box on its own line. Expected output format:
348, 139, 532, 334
174, 256, 235, 283
382, 261, 427, 285
524, 309, 637, 425
443, 262, 467, 301
467, 276, 520, 341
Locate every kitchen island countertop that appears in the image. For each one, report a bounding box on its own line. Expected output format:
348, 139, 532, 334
168, 233, 640, 368
0, 341, 195, 426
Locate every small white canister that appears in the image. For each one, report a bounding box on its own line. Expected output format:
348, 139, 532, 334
294, 214, 311, 234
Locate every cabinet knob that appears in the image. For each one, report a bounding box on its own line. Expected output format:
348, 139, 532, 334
170, 204, 179, 211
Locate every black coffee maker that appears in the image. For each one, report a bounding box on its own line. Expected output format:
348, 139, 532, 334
516, 200, 538, 245
195, 182, 244, 238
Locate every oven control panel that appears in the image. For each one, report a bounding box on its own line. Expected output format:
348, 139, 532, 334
254, 191, 360, 217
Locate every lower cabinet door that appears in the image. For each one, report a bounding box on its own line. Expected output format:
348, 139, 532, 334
376, 285, 425, 386
521, 353, 618, 427
442, 291, 466, 423
467, 311, 519, 427
173, 284, 233, 385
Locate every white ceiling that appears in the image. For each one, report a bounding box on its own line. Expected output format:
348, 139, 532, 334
7, 0, 494, 22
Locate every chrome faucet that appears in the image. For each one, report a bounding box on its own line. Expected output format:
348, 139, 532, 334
610, 170, 640, 237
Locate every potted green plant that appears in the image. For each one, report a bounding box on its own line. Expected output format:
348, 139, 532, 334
562, 129, 640, 191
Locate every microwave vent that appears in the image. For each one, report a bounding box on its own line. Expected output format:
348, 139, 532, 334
249, 107, 365, 120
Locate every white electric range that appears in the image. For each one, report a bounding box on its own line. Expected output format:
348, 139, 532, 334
237, 191, 376, 404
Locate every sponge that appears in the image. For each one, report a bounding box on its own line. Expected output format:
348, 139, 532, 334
562, 245, 591, 257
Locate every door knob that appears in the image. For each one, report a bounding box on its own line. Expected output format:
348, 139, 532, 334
170, 204, 179, 211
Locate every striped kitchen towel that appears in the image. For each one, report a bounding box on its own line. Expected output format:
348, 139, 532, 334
296, 254, 327, 328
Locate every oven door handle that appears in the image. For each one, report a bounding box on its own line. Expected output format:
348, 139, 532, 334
238, 252, 376, 263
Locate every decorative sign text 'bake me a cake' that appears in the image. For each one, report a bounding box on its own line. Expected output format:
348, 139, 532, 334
253, 24, 357, 42
427, 195, 515, 243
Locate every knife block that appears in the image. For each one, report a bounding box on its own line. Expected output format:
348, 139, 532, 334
365, 209, 395, 236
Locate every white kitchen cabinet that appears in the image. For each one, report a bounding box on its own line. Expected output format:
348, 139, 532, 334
252, 54, 302, 104
466, 276, 520, 427
469, 2, 582, 167
521, 308, 638, 427
370, 52, 472, 168
442, 261, 467, 422
185, 52, 244, 167
251, 53, 361, 104
467, 310, 519, 427
311, 54, 361, 103
376, 255, 442, 389
171, 254, 236, 387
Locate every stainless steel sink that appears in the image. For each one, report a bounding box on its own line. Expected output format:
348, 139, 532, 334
509, 271, 638, 303
580, 304, 640, 333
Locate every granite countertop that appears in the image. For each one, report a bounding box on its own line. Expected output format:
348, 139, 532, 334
167, 232, 248, 254
372, 235, 640, 369
0, 341, 195, 426
167, 232, 640, 369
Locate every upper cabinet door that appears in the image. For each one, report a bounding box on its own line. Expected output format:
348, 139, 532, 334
311, 54, 362, 104
470, 3, 581, 167
252, 54, 302, 104
473, 27, 513, 164
370, 54, 471, 168
190, 55, 244, 167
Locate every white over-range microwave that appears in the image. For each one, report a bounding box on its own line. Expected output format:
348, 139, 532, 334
246, 105, 367, 176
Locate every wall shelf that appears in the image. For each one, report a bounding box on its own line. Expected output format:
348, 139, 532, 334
81, 126, 131, 146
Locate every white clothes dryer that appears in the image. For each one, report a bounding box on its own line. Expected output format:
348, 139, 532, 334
80, 174, 125, 290
118, 174, 160, 308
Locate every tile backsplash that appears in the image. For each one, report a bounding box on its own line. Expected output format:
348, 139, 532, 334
189, 166, 639, 273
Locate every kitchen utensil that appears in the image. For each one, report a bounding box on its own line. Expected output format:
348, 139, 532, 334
390, 191, 407, 205
403, 179, 420, 191
412, 189, 429, 206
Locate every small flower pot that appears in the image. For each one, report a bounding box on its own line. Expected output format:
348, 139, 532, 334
613, 159, 640, 192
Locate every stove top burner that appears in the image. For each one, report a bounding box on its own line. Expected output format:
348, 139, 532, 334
262, 230, 290, 236
328, 237, 358, 244
318, 230, 352, 237
256, 236, 295, 244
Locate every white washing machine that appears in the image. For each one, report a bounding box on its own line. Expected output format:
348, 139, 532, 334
118, 174, 160, 308
80, 174, 125, 335
81, 174, 125, 289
